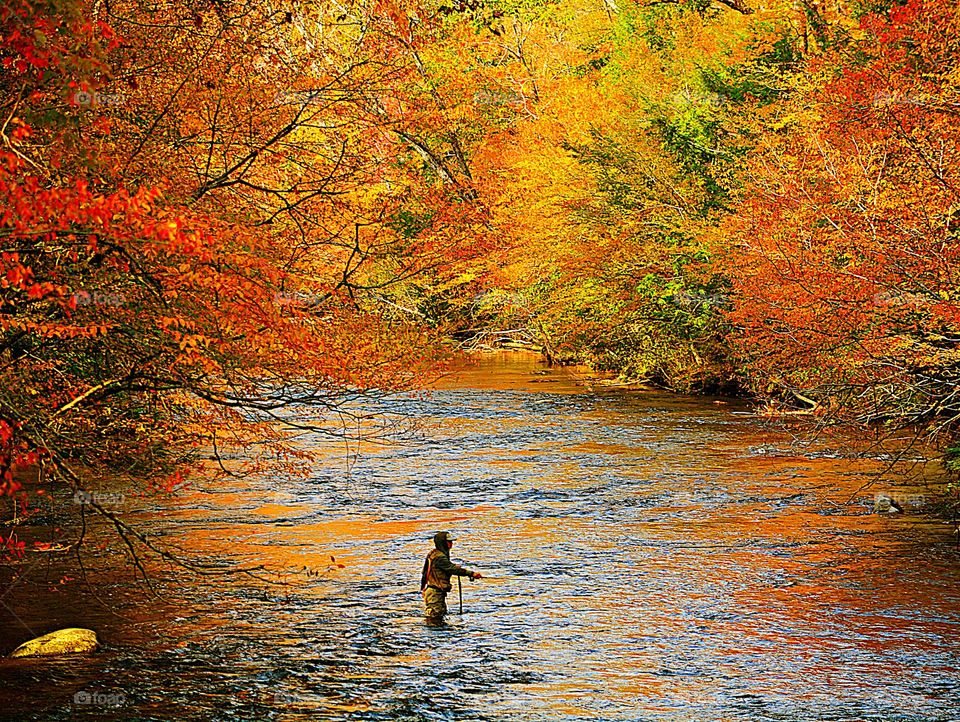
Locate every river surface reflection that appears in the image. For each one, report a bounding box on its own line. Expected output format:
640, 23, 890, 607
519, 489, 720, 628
1, 352, 959, 721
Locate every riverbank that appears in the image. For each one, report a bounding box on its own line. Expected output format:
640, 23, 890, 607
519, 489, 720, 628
464, 343, 960, 523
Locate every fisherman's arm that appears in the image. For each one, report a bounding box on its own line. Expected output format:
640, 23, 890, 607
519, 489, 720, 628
435, 554, 482, 579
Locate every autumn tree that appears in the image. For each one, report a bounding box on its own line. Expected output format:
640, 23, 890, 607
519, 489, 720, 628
433, 0, 797, 390
726, 0, 960, 447
0, 0, 484, 563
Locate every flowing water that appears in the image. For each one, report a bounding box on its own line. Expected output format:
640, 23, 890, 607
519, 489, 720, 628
2, 352, 959, 721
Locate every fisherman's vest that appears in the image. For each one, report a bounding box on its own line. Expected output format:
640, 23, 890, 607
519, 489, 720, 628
423, 549, 453, 592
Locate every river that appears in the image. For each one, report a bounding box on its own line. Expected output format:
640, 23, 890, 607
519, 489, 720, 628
1, 351, 959, 721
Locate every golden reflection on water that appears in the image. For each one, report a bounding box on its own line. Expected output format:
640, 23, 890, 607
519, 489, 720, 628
2, 351, 958, 720
140, 352, 958, 718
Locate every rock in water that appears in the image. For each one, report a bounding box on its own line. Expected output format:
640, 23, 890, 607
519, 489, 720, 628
8, 628, 99, 658
874, 494, 904, 514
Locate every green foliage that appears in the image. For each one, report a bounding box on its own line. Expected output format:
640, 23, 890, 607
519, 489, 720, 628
944, 446, 960, 474
389, 207, 437, 240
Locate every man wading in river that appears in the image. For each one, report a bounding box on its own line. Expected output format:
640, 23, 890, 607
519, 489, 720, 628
420, 531, 482, 624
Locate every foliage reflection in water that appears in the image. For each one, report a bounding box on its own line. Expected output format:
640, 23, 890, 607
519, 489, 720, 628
1, 352, 959, 721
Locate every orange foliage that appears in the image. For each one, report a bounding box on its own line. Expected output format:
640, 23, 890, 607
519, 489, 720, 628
0, 0, 486, 555
727, 0, 960, 429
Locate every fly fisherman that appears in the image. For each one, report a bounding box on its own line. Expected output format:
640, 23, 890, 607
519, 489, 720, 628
420, 531, 482, 624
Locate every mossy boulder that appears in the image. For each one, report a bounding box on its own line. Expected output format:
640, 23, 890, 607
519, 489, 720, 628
8, 628, 99, 658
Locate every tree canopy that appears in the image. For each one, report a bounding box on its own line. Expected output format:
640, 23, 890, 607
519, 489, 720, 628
2, 0, 958, 559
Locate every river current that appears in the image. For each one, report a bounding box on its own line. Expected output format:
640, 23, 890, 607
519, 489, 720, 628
1, 352, 958, 721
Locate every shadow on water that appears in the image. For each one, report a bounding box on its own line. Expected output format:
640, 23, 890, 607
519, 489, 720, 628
1, 351, 959, 721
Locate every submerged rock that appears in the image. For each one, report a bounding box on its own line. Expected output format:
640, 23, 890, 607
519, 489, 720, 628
8, 628, 99, 658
